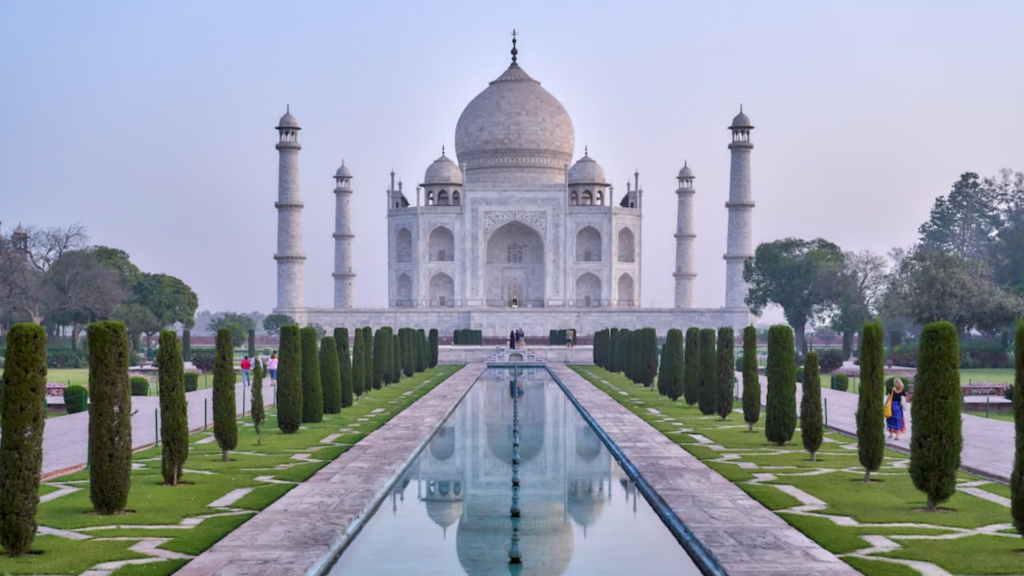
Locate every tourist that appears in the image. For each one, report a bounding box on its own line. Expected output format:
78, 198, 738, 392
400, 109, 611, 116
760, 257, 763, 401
885, 378, 907, 440
241, 356, 252, 387
510, 330, 516, 350
268, 352, 279, 385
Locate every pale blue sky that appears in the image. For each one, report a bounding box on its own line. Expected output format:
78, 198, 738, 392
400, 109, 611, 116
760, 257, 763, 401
2, 1, 1022, 315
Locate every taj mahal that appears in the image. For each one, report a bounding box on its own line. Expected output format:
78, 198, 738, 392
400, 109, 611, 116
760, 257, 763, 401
273, 36, 754, 337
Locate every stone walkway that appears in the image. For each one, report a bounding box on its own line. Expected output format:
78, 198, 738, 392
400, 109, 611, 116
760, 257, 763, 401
174, 364, 486, 576
550, 364, 859, 576
759, 375, 1015, 483
36, 378, 274, 479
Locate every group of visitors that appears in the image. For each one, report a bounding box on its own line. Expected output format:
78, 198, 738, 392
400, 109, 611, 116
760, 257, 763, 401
239, 352, 279, 387
509, 328, 525, 349
565, 328, 575, 347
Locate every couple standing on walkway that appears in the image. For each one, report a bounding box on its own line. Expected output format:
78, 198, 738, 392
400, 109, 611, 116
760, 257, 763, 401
240, 353, 280, 387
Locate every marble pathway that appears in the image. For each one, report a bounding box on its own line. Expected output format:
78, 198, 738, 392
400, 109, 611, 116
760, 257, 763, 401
174, 363, 486, 576
549, 363, 859, 576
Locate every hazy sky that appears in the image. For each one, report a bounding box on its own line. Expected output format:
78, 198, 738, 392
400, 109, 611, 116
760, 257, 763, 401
2, 1, 1022, 318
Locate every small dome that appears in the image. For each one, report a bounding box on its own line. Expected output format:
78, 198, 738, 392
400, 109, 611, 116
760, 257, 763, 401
335, 162, 351, 178
730, 109, 752, 129
423, 154, 462, 185
568, 153, 607, 185
678, 162, 694, 179
277, 108, 300, 129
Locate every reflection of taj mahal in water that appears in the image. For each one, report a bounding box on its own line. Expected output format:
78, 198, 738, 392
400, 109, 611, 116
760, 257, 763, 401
274, 35, 754, 336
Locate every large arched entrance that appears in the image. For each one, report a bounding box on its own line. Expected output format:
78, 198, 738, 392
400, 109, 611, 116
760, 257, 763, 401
485, 221, 545, 307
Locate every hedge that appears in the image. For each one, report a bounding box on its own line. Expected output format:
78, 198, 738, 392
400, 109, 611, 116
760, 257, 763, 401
831, 374, 850, 391
87, 320, 132, 514
64, 384, 88, 414
184, 372, 199, 392
277, 325, 302, 434
157, 330, 188, 485
130, 376, 149, 396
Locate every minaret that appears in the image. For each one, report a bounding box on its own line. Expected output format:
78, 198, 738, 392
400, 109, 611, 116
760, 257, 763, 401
724, 107, 755, 309
274, 106, 306, 310
673, 162, 697, 308
332, 161, 355, 308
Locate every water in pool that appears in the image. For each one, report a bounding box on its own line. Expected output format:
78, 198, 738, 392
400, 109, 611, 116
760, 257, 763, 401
327, 367, 701, 575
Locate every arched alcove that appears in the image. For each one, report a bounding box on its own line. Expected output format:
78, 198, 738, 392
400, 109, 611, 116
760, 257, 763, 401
575, 272, 601, 307
429, 272, 455, 307
617, 273, 634, 306
428, 226, 455, 262
575, 226, 601, 262
617, 228, 635, 263
396, 228, 413, 263
396, 273, 412, 306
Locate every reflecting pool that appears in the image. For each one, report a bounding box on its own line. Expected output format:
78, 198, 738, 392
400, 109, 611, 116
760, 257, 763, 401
327, 367, 701, 576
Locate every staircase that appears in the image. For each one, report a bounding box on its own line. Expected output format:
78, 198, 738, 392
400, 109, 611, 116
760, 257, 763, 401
485, 347, 545, 365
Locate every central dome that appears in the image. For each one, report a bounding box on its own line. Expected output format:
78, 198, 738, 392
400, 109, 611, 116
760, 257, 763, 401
455, 63, 575, 185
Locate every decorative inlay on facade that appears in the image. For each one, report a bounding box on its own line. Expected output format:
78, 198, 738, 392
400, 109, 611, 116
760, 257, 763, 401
482, 210, 548, 237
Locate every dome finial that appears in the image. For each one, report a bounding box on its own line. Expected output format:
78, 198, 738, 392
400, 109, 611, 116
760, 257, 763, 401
585, 144, 588, 156
442, 144, 445, 156
287, 103, 290, 114
510, 29, 518, 64
740, 104, 743, 113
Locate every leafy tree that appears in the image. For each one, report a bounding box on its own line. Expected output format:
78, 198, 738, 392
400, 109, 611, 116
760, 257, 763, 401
320, 336, 341, 414
277, 325, 302, 433
352, 328, 367, 397
334, 328, 353, 408
207, 312, 256, 334
251, 355, 265, 445
221, 321, 247, 348
429, 328, 439, 368
87, 320, 132, 514
742, 326, 760, 432
698, 328, 716, 415
307, 323, 327, 339
716, 327, 734, 420
830, 250, 888, 348
157, 330, 187, 485
300, 326, 323, 423
660, 329, 684, 401
263, 313, 296, 335
910, 321, 963, 510
765, 325, 796, 446
0, 323, 47, 555
1012, 321, 1024, 535
213, 328, 237, 461
857, 321, 885, 481
42, 249, 126, 329
919, 172, 1000, 261
744, 238, 846, 353
801, 351, 823, 461
684, 327, 700, 407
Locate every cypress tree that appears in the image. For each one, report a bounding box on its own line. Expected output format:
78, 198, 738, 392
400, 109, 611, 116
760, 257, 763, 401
182, 328, 191, 362
639, 328, 658, 387
429, 328, 439, 368
157, 330, 188, 485
248, 329, 256, 360
1011, 321, 1024, 535
0, 323, 47, 555
251, 355, 265, 445
277, 325, 302, 434
716, 327, 735, 420
608, 328, 620, 372
801, 351, 823, 461
87, 320, 132, 514
401, 328, 415, 377
698, 328, 717, 415
617, 329, 630, 376
684, 327, 700, 407
857, 321, 885, 481
910, 321, 963, 510
213, 328, 237, 461
742, 326, 761, 432
661, 328, 684, 401
657, 338, 668, 395
335, 328, 353, 407
362, 326, 373, 394
392, 333, 402, 383
765, 324, 796, 446
300, 326, 323, 423
352, 328, 366, 397
416, 329, 428, 373
372, 328, 388, 389
320, 336, 341, 414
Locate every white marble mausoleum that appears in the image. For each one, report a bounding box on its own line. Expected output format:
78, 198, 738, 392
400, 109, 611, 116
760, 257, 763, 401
273, 37, 755, 337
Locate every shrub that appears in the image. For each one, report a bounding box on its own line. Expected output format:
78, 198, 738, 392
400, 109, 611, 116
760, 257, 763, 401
130, 376, 150, 396
87, 320, 132, 514
320, 336, 341, 414
910, 321, 963, 511
64, 384, 88, 414
335, 328, 353, 407
1012, 321, 1023, 535
157, 330, 187, 486
818, 348, 845, 373
698, 328, 716, 415
300, 326, 323, 423
251, 356, 265, 445
801, 352, 823, 461
184, 372, 199, 392
857, 321, 885, 481
684, 328, 700, 407
742, 326, 760, 433
831, 374, 850, 391
765, 325, 796, 446
213, 328, 237, 461
0, 323, 47, 555
277, 325, 302, 433
191, 350, 215, 373
1005, 384, 1015, 402
429, 328, 439, 368
716, 327, 735, 420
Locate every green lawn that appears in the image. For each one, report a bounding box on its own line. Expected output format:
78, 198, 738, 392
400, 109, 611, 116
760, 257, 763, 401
0, 365, 462, 574
959, 368, 1016, 386
574, 366, 1023, 576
